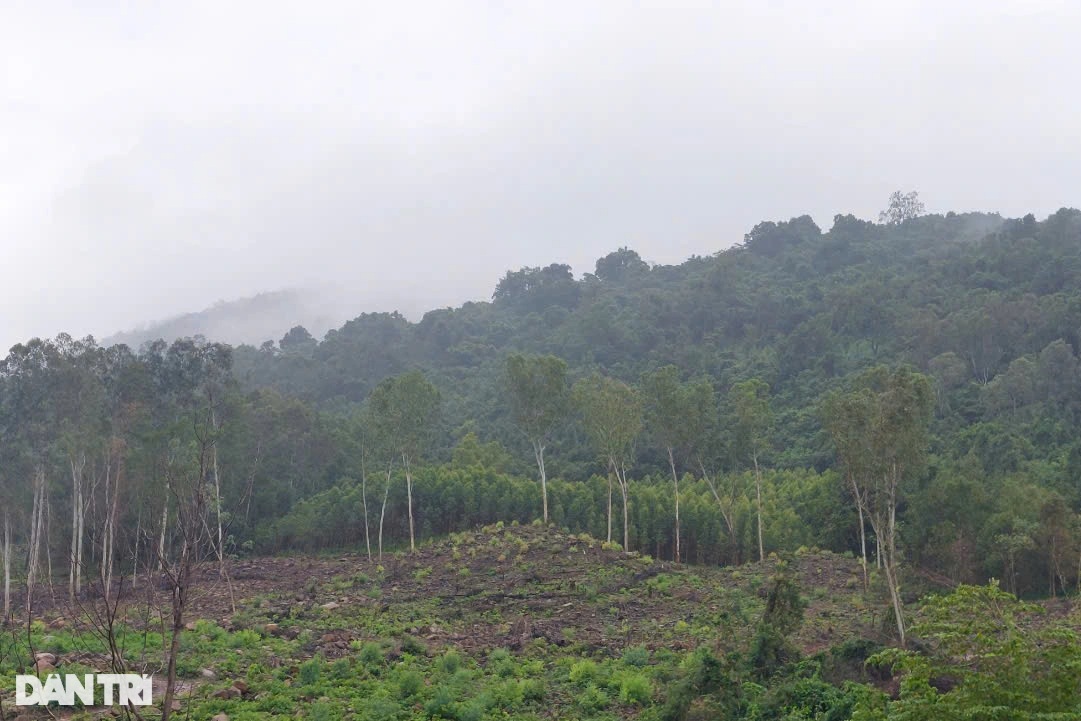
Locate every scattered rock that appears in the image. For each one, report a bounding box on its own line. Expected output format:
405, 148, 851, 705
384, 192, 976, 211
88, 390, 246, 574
264, 622, 280, 635
34, 659, 56, 674
34, 652, 57, 666
212, 714, 230, 721
232, 680, 249, 694
200, 668, 217, 680
320, 601, 340, 611
212, 686, 241, 700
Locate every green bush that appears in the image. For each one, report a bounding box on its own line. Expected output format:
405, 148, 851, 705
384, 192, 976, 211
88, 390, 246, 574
519, 678, 545, 702
396, 669, 424, 698
576, 684, 609, 713
439, 650, 463, 675
310, 701, 335, 721
298, 656, 323, 686
489, 679, 525, 709
456, 697, 488, 721
330, 658, 352, 679
619, 673, 653, 705
359, 641, 384, 668
424, 685, 457, 719
488, 647, 515, 677
360, 696, 402, 721
399, 635, 427, 656
569, 659, 599, 684
622, 645, 651, 667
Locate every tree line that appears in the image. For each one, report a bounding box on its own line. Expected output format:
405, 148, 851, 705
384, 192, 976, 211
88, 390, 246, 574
3, 205, 1081, 643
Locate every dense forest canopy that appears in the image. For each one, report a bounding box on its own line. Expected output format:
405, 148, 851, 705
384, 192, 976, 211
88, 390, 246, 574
3, 205, 1081, 617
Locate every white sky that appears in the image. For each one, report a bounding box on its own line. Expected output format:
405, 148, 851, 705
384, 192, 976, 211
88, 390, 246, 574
2, 0, 1080, 349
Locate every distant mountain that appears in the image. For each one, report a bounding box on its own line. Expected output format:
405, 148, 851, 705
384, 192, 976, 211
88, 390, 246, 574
102, 289, 344, 350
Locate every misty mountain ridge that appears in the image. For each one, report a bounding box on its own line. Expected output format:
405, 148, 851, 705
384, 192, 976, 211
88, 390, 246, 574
101, 286, 440, 350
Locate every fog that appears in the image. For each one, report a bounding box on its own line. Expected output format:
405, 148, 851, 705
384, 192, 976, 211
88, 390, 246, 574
3, 1, 1080, 350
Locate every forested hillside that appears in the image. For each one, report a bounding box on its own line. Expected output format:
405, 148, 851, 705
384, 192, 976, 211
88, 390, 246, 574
225, 207, 1081, 590
3, 205, 1081, 719
4, 207, 1081, 611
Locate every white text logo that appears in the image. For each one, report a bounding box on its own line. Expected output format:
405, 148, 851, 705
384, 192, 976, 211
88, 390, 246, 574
15, 674, 153, 706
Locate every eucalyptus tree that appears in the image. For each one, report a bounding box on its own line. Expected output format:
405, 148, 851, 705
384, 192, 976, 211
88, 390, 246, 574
573, 373, 642, 550
368, 370, 441, 553
505, 354, 569, 523
51, 334, 108, 602
826, 366, 934, 647
1, 337, 62, 603
641, 365, 712, 562
730, 379, 773, 563
338, 408, 380, 561
879, 190, 925, 224
822, 389, 874, 590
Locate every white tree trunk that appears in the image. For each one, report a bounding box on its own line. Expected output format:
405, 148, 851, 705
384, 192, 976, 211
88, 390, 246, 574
606, 470, 613, 543
360, 459, 372, 562
103, 455, 115, 597
69, 455, 85, 601
618, 464, 630, 552
700, 461, 737, 551
377, 470, 392, 561
850, 474, 869, 591
866, 464, 906, 648
2, 513, 11, 621
667, 447, 680, 563
753, 453, 764, 563
212, 409, 225, 579
533, 439, 548, 523
158, 488, 169, 572
403, 454, 416, 553
45, 482, 54, 599
26, 468, 46, 601
131, 512, 141, 589
886, 467, 905, 647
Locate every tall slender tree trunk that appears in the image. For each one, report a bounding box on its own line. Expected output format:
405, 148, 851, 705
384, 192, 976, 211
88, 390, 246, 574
132, 512, 141, 589
753, 452, 764, 562
850, 475, 869, 591
27, 468, 46, 602
378, 471, 391, 561
618, 463, 630, 551
700, 462, 738, 563
158, 490, 169, 572
211, 409, 226, 579
102, 456, 121, 605
2, 513, 11, 622
877, 464, 906, 648
403, 454, 416, 553
360, 457, 372, 562
533, 440, 548, 523
45, 482, 55, 601
667, 447, 680, 563
69, 455, 85, 601
606, 471, 613, 544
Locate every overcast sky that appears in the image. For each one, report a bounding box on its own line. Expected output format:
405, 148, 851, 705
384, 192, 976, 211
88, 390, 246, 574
2, 0, 1079, 350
